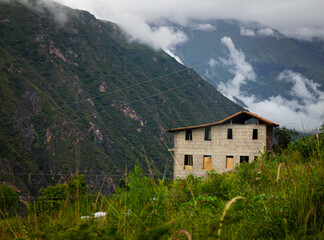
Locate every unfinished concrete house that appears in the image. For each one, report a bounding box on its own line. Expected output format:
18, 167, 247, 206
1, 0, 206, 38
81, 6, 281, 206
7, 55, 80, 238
167, 111, 279, 179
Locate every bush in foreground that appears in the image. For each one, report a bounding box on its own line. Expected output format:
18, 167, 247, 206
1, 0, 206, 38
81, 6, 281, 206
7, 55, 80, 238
0, 135, 323, 239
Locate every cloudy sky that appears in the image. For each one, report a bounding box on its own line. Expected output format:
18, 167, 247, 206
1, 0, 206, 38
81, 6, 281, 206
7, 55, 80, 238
55, 0, 324, 44
13, 0, 324, 131
53, 0, 324, 131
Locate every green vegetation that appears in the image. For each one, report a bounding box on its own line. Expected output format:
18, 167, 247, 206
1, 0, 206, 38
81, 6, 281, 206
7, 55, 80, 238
274, 126, 298, 152
0, 0, 242, 195
0, 134, 323, 239
0, 184, 19, 218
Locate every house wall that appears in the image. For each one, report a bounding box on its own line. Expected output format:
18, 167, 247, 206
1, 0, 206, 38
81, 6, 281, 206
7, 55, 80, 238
173, 124, 267, 179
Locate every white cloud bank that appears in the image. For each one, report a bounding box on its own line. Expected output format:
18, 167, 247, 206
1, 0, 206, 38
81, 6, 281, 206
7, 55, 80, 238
240, 26, 277, 37
190, 23, 216, 31
7, 0, 324, 49
54, 0, 324, 47
240, 27, 256, 37
216, 36, 324, 131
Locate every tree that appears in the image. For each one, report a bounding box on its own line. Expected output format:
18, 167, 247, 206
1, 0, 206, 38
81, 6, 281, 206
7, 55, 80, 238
274, 126, 298, 152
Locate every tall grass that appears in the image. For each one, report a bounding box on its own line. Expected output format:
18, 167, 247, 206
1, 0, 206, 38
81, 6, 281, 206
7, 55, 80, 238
0, 135, 323, 239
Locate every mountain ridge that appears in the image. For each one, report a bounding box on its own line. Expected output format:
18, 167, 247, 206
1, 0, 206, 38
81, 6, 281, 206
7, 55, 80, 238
0, 0, 243, 195
158, 19, 324, 130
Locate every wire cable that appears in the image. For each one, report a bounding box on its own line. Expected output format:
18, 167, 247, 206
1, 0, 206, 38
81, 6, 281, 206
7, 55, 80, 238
0, 79, 198, 145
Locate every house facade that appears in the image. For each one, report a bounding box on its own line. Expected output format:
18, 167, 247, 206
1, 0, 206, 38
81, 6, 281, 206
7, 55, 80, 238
167, 111, 279, 179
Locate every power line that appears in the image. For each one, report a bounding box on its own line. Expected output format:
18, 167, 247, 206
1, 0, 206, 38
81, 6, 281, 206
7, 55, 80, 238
0, 79, 198, 145
0, 64, 203, 127
1, 37, 312, 127
1, 36, 322, 144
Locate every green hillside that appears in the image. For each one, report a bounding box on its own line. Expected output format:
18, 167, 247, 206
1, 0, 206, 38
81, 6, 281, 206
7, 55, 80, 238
0, 0, 242, 195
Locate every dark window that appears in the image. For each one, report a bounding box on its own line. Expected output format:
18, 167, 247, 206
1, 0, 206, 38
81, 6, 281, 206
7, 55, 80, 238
205, 127, 211, 141
253, 129, 258, 140
185, 129, 192, 140
184, 155, 193, 170
227, 129, 233, 139
240, 156, 249, 163
184, 155, 193, 166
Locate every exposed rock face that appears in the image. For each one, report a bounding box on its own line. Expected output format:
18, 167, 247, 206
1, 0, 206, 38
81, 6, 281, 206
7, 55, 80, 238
111, 101, 146, 126
22, 85, 42, 115
44, 127, 53, 144
99, 82, 108, 92
48, 40, 67, 62
94, 129, 104, 144
89, 122, 104, 144
87, 98, 95, 107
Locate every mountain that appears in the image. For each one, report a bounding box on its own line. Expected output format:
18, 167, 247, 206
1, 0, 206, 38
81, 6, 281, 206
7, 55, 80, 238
167, 19, 324, 96
0, 0, 242, 195
158, 19, 324, 129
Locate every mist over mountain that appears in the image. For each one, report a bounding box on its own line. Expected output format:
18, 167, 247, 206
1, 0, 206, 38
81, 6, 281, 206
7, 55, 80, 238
8, 1, 323, 131
160, 19, 324, 131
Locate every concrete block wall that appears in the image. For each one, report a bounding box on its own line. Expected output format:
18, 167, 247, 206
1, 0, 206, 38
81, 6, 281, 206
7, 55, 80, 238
173, 124, 267, 179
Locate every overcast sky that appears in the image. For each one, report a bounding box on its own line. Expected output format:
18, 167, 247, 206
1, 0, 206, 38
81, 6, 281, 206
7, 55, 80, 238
55, 0, 324, 43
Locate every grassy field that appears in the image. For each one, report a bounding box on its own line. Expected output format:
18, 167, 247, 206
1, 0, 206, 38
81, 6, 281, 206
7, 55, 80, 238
1, 133, 323, 239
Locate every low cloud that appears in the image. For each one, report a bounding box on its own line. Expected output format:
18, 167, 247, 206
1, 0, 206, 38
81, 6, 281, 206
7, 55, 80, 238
16, 0, 70, 26
217, 37, 256, 98
204, 58, 220, 79
239, 25, 277, 38
257, 27, 275, 37
279, 70, 322, 104
118, 15, 188, 50
54, 0, 324, 43
216, 36, 324, 131
190, 23, 216, 31
282, 26, 324, 42
240, 27, 256, 37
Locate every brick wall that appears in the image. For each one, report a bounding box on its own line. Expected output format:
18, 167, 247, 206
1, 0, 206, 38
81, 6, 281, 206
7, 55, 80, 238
173, 124, 267, 179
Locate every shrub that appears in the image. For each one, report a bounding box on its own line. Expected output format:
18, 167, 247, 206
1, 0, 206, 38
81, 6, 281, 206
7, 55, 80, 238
35, 175, 88, 212
0, 184, 19, 218
200, 170, 229, 200
287, 134, 323, 162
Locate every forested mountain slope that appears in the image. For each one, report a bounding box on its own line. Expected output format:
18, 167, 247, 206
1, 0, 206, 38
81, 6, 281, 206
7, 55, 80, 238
0, 0, 242, 195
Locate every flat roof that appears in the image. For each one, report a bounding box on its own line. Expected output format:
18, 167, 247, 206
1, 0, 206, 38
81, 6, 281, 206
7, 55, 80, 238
167, 111, 279, 133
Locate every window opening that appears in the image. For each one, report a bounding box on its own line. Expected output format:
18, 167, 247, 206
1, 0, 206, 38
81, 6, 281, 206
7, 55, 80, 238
185, 129, 192, 140
226, 156, 234, 169
240, 156, 249, 163
205, 127, 211, 141
184, 155, 193, 170
227, 129, 233, 139
253, 129, 258, 140
203, 155, 212, 170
